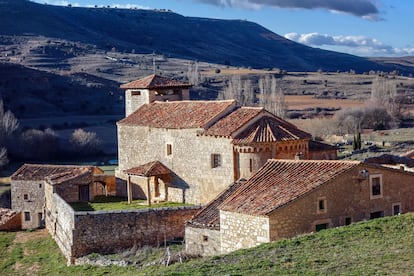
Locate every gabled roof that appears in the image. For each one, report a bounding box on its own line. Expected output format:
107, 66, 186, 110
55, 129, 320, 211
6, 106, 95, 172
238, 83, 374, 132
46, 167, 93, 185
186, 179, 246, 230
220, 160, 360, 216
191, 105, 311, 143
120, 74, 191, 89
118, 100, 237, 129
10, 164, 101, 181
232, 116, 312, 144
202, 107, 264, 137
124, 161, 171, 177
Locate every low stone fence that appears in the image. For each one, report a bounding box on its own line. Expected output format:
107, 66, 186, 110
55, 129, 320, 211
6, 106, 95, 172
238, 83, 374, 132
46, 197, 201, 265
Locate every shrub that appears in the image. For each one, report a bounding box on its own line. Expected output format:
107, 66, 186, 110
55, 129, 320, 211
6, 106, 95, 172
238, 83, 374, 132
69, 129, 102, 156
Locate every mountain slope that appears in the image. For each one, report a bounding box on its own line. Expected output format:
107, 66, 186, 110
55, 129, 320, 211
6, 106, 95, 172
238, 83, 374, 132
0, 0, 410, 73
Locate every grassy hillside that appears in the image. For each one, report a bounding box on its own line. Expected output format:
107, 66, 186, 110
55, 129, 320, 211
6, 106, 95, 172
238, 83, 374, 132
0, 213, 413, 275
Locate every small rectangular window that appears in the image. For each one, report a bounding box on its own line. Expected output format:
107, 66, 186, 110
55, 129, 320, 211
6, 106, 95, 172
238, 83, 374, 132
319, 200, 325, 210
317, 197, 327, 213
345, 217, 352, 225
131, 90, 141, 96
24, 194, 28, 200
211, 154, 221, 168
370, 175, 383, 199
392, 203, 401, 215
166, 144, 172, 156
24, 212, 30, 221
39, 183, 42, 188
202, 235, 208, 242
315, 223, 328, 232
249, 159, 253, 173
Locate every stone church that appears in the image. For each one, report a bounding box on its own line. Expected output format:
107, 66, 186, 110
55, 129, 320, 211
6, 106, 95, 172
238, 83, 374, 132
116, 74, 337, 205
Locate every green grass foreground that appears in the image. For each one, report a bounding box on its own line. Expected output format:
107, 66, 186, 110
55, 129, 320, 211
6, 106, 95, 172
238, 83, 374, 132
0, 213, 413, 275
70, 196, 192, 211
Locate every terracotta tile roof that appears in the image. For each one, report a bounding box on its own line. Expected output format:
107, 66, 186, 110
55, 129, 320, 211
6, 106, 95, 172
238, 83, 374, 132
46, 167, 93, 185
124, 161, 171, 177
202, 107, 264, 137
186, 179, 246, 230
118, 100, 237, 129
220, 160, 360, 216
309, 140, 337, 151
232, 116, 312, 144
10, 164, 97, 181
120, 74, 191, 89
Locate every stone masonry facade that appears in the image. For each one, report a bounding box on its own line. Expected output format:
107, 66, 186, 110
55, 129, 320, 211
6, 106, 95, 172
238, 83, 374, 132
11, 179, 45, 229
185, 227, 221, 256
45, 189, 201, 264
187, 160, 414, 255
117, 126, 235, 204
268, 165, 414, 240
220, 210, 270, 254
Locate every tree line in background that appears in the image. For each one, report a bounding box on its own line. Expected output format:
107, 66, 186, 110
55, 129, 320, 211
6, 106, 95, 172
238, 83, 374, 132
300, 75, 407, 139
218, 74, 407, 141
219, 74, 287, 118
0, 100, 103, 168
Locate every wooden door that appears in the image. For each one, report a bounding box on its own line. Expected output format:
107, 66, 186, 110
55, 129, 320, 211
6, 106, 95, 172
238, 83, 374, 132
79, 185, 90, 202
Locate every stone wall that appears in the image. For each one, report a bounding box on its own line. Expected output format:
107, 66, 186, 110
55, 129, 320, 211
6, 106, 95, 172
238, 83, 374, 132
220, 210, 269, 254
268, 165, 414, 240
0, 208, 21, 230
125, 88, 150, 116
11, 180, 45, 229
71, 206, 201, 259
116, 125, 235, 204
45, 193, 75, 264
53, 173, 93, 203
185, 226, 221, 256
125, 88, 190, 116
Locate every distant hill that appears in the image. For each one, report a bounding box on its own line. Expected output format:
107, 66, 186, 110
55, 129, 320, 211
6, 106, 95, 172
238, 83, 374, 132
0, 63, 123, 118
1, 0, 412, 73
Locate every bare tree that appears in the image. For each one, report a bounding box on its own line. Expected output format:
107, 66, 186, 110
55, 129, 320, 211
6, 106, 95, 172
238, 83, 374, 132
15, 128, 59, 160
0, 99, 19, 144
70, 129, 102, 155
187, 61, 200, 86
258, 75, 287, 118
370, 76, 399, 118
0, 147, 8, 168
221, 75, 254, 106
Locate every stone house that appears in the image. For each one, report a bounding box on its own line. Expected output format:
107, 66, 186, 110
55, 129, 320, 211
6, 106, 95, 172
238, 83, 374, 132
116, 75, 337, 205
185, 159, 414, 255
11, 164, 114, 229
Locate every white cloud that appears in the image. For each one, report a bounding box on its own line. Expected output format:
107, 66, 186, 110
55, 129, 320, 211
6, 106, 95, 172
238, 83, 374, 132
197, 0, 380, 19
284, 32, 414, 57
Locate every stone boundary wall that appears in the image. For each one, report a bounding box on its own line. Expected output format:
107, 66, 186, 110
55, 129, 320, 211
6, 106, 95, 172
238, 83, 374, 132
46, 193, 75, 263
185, 226, 221, 256
71, 206, 202, 260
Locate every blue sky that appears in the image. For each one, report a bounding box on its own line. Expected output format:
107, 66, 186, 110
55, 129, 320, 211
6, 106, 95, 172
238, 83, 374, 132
32, 0, 413, 57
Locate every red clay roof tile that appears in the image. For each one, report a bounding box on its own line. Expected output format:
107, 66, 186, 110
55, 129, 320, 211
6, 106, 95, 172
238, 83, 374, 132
118, 100, 237, 129
202, 107, 263, 137
120, 74, 191, 89
10, 164, 97, 181
186, 179, 246, 230
232, 116, 312, 144
220, 160, 360, 216
124, 161, 171, 177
